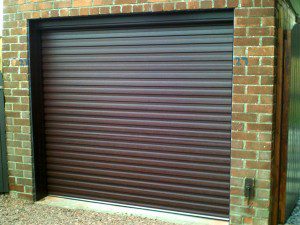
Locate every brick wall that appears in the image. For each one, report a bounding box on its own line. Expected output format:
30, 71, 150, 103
3, 0, 276, 224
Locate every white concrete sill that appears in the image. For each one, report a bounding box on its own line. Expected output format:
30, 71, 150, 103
38, 196, 229, 225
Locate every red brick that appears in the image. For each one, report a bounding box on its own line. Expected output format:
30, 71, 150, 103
247, 104, 273, 113
59, 9, 69, 16
230, 187, 244, 195
94, 0, 113, 5
69, 8, 79, 16
260, 96, 273, 104
200, 0, 212, 8
233, 94, 259, 103
232, 140, 244, 149
234, 28, 247, 36
246, 160, 271, 170
214, 0, 226, 8
262, 0, 275, 7
252, 199, 270, 208
9, 185, 24, 192
259, 114, 273, 123
133, 5, 143, 12
234, 37, 260, 46
232, 113, 258, 122
232, 131, 257, 141
241, 0, 253, 7
153, 3, 163, 11
231, 196, 243, 205
231, 215, 243, 224
246, 141, 272, 150
235, 18, 261, 27
19, 4, 36, 11
261, 57, 275, 66
248, 66, 274, 75
231, 169, 256, 177
99, 7, 110, 14
143, 4, 152, 11
187, 1, 199, 9
227, 0, 238, 7
163, 3, 174, 11
244, 217, 254, 224
73, 0, 92, 7
175, 2, 186, 10
249, 8, 275, 17
79, 8, 89, 15
54, 1, 71, 8
231, 159, 243, 168
122, 5, 132, 13
115, 0, 136, 4
248, 57, 260, 65
234, 76, 259, 85
247, 85, 273, 94
15, 163, 32, 171
232, 103, 245, 113
231, 150, 257, 159
258, 133, 272, 141
248, 27, 275, 36
235, 8, 249, 17
37, 2, 53, 10
262, 37, 275, 46
234, 47, 246, 56
111, 6, 121, 13
90, 7, 100, 15
247, 123, 272, 132
50, 10, 59, 17
262, 17, 275, 26
233, 85, 246, 94
232, 122, 244, 131
248, 47, 275, 56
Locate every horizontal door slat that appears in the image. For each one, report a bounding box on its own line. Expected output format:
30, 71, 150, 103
42, 26, 233, 40
42, 53, 232, 63
45, 129, 231, 148
42, 44, 233, 55
45, 122, 231, 139
44, 101, 232, 113
43, 62, 233, 71
44, 115, 231, 130
46, 143, 229, 164
46, 150, 230, 172
44, 94, 231, 105
42, 71, 232, 79
46, 137, 231, 156
43, 35, 233, 47
48, 178, 229, 205
47, 164, 230, 189
47, 157, 230, 181
43, 86, 232, 96
47, 171, 229, 197
43, 79, 232, 87
44, 108, 231, 122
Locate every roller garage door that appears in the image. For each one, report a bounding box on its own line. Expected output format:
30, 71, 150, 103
40, 11, 233, 219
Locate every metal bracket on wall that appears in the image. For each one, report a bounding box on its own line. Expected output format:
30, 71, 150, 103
244, 178, 255, 205
0, 73, 9, 193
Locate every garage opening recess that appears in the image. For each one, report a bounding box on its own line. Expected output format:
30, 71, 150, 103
29, 9, 234, 220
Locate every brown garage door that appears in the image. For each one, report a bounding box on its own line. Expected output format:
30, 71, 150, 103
41, 11, 233, 219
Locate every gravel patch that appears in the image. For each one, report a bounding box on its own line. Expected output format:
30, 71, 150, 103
0, 195, 175, 225
286, 199, 300, 225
